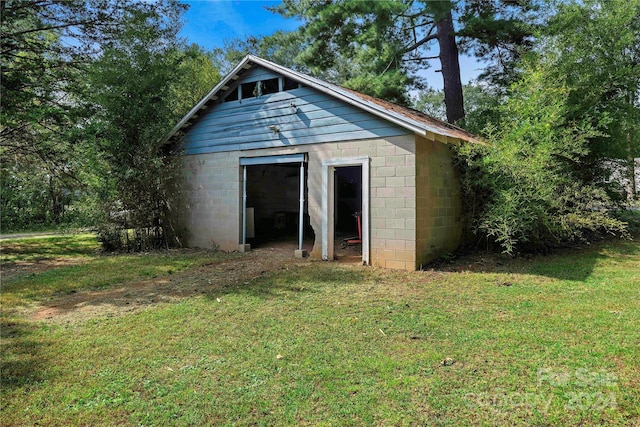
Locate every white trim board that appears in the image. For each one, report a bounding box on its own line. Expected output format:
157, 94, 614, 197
321, 156, 370, 265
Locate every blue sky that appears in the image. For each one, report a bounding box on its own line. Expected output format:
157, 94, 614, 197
178, 0, 484, 90
179, 1, 299, 49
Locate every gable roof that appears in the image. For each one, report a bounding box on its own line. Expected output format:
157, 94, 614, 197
164, 55, 483, 145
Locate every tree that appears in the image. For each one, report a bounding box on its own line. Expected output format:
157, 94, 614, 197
0, 0, 189, 231
212, 31, 307, 75
0, 0, 183, 167
454, 0, 639, 253
544, 0, 640, 200
413, 83, 502, 134
272, 0, 537, 123
0, 0, 221, 239
87, 10, 220, 250
456, 60, 628, 254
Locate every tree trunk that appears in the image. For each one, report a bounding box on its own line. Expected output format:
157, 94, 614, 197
436, 7, 465, 124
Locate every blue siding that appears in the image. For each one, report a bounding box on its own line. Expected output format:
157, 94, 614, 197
235, 67, 280, 83
181, 66, 409, 155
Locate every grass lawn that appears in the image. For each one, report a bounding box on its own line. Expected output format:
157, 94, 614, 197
1, 234, 639, 426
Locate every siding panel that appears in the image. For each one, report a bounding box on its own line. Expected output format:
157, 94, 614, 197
182, 70, 409, 155
234, 66, 281, 83
184, 127, 407, 155
186, 113, 391, 145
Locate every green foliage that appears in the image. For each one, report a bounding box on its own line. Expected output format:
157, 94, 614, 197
212, 32, 308, 75
0, 0, 196, 233
271, 0, 537, 111
413, 83, 503, 134
0, 0, 220, 244
413, 87, 447, 121
457, 61, 628, 254
544, 0, 640, 198
453, 0, 639, 253
0, 159, 92, 232
86, 19, 217, 250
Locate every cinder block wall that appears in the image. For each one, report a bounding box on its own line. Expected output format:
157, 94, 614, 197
303, 135, 417, 269
415, 136, 463, 267
180, 151, 242, 250
363, 137, 417, 270
179, 134, 456, 270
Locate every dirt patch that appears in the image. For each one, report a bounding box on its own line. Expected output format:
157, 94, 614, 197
334, 241, 363, 264
28, 247, 310, 324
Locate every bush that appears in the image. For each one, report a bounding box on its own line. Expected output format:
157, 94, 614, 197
456, 62, 628, 255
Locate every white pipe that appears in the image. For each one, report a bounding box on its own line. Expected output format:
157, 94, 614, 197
242, 165, 247, 245
298, 161, 305, 251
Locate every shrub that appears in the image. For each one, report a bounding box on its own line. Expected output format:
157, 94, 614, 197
456, 62, 628, 255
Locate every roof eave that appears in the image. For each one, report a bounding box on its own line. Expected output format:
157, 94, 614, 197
162, 56, 254, 144
164, 54, 483, 146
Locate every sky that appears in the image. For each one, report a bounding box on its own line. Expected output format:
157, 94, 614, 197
178, 0, 484, 91
178, 1, 298, 49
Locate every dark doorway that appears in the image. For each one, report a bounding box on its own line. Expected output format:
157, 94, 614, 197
245, 163, 313, 250
334, 165, 362, 258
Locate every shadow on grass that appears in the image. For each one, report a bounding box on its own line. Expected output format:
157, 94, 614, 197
1, 235, 99, 262
0, 318, 50, 392
203, 264, 369, 299
441, 238, 640, 282
13, 250, 370, 322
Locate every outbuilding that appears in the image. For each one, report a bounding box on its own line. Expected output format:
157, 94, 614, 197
165, 55, 481, 270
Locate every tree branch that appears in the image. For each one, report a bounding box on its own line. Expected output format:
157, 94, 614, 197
402, 32, 438, 54
402, 21, 434, 32
10, 20, 98, 38
404, 55, 440, 61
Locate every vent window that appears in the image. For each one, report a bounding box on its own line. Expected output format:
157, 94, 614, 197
241, 81, 258, 99
283, 77, 299, 91
261, 78, 279, 95
224, 76, 302, 102
224, 88, 238, 102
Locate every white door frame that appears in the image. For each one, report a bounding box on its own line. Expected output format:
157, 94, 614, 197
321, 156, 370, 265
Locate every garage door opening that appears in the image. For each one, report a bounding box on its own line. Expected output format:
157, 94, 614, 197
240, 154, 313, 257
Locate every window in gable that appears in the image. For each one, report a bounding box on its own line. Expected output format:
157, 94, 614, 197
226, 76, 305, 102
283, 77, 299, 91
224, 88, 239, 102
241, 81, 258, 99
261, 78, 279, 95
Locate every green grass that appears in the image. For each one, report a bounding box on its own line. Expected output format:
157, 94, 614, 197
1, 235, 639, 426
1, 235, 221, 308
1, 233, 100, 263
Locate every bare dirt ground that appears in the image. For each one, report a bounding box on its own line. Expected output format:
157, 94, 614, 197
14, 235, 372, 325
26, 246, 316, 324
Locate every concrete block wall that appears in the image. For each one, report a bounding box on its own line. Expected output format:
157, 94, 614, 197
415, 136, 463, 267
178, 134, 421, 270
179, 134, 463, 270
180, 151, 242, 250
364, 136, 417, 270
233, 134, 417, 269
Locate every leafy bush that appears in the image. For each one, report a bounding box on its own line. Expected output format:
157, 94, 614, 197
456, 62, 628, 255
